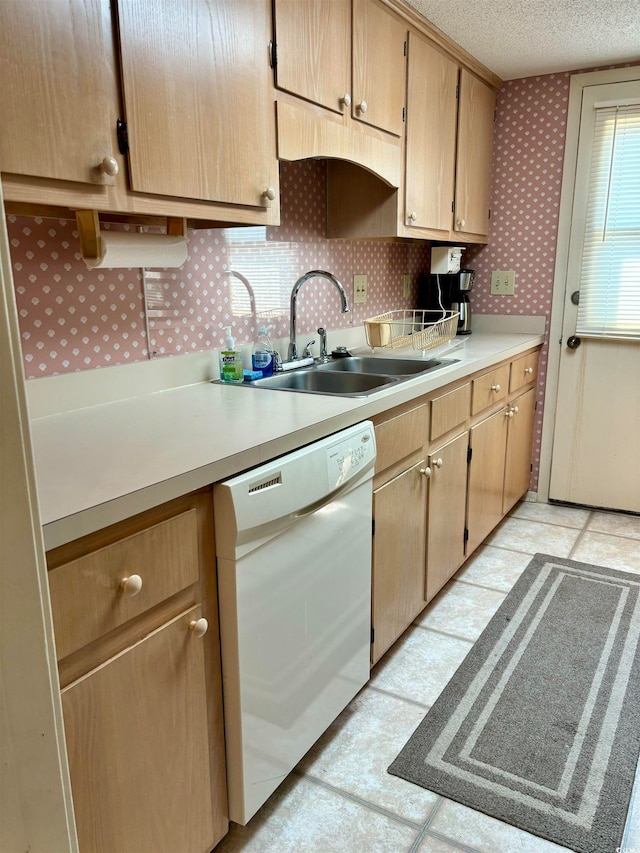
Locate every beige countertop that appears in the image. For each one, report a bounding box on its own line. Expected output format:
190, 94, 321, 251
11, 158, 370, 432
30, 329, 544, 549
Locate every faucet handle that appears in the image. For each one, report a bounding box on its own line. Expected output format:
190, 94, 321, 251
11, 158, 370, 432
302, 339, 316, 358
317, 327, 328, 361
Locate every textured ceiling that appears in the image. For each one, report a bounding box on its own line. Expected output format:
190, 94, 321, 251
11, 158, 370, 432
404, 0, 640, 80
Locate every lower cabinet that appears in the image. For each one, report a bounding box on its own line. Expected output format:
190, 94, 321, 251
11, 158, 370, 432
467, 406, 509, 555
503, 386, 537, 514
62, 605, 214, 853
372, 456, 428, 664
47, 490, 228, 853
425, 431, 469, 602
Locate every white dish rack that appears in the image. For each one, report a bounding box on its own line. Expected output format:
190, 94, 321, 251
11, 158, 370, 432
364, 310, 459, 351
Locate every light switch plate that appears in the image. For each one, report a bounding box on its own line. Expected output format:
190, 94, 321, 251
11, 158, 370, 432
491, 270, 516, 295
353, 274, 367, 304
403, 274, 411, 298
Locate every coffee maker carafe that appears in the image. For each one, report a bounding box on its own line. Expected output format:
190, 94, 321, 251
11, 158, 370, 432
450, 269, 475, 335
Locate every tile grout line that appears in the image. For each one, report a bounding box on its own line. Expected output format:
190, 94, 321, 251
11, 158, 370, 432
453, 576, 512, 594
293, 769, 425, 832
411, 622, 478, 645
365, 683, 432, 712
508, 514, 590, 531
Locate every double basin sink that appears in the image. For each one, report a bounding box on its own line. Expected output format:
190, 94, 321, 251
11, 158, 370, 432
238, 355, 459, 397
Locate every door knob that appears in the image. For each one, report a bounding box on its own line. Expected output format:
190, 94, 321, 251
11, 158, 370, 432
567, 335, 581, 350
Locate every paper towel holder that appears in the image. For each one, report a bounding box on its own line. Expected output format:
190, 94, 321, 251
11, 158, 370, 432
75, 209, 188, 265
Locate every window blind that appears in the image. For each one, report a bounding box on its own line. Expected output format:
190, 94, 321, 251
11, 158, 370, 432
575, 101, 640, 339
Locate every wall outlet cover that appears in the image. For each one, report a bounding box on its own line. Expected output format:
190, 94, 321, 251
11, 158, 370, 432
353, 274, 367, 304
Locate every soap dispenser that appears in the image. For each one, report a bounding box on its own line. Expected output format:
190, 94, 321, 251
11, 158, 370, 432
251, 325, 275, 377
219, 327, 243, 383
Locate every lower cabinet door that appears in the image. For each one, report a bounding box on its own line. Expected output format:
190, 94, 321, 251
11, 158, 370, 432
503, 387, 536, 514
62, 606, 215, 853
425, 431, 469, 602
467, 408, 509, 556
372, 460, 428, 664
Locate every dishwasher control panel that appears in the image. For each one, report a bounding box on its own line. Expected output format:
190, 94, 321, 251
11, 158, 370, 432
326, 424, 376, 488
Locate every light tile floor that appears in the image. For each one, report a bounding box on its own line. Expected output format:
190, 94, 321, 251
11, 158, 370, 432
215, 502, 640, 853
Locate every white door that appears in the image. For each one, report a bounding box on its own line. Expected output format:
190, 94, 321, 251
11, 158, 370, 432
550, 78, 640, 512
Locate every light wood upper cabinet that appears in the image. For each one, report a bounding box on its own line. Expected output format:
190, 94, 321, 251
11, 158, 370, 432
404, 33, 458, 237
352, 0, 407, 137
0, 0, 116, 186
453, 69, 496, 242
117, 0, 278, 208
274, 0, 351, 114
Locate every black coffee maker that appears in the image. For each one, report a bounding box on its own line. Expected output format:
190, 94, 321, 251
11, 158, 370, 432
420, 247, 475, 335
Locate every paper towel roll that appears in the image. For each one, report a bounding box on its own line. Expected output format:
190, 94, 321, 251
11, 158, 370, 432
83, 231, 189, 270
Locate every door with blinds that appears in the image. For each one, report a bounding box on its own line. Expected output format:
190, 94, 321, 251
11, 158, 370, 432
550, 78, 640, 512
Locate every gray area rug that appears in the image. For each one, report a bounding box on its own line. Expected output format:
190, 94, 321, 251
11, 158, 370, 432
388, 553, 640, 853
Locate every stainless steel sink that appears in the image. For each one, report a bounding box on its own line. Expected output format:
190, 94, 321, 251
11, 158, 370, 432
222, 355, 460, 397
316, 356, 452, 376
248, 369, 397, 397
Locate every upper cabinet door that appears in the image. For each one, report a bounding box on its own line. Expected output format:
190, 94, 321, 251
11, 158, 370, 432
116, 0, 278, 208
352, 0, 407, 137
0, 0, 116, 185
274, 0, 351, 115
454, 69, 496, 240
404, 33, 458, 236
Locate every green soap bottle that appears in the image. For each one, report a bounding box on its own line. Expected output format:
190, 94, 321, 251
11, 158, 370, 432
220, 327, 243, 383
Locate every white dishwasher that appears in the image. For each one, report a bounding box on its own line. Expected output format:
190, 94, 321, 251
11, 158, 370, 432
213, 421, 376, 824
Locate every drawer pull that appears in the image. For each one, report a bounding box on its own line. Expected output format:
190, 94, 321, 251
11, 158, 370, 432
505, 409, 514, 419
189, 617, 209, 638
491, 384, 501, 392
524, 366, 533, 375
119, 574, 143, 597
419, 467, 432, 478
512, 405, 519, 414
432, 458, 443, 469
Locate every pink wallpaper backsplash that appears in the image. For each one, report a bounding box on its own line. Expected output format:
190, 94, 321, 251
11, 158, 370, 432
9, 160, 427, 378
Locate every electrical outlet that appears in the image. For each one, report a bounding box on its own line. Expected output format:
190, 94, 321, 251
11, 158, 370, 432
353, 274, 367, 304
490, 270, 516, 295
403, 274, 411, 298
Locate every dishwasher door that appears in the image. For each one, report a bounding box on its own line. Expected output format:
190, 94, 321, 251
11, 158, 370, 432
214, 422, 376, 824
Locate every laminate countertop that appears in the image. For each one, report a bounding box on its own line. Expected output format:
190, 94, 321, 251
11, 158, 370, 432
30, 331, 544, 549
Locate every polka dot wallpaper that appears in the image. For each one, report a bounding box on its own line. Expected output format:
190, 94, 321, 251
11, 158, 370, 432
8, 159, 427, 377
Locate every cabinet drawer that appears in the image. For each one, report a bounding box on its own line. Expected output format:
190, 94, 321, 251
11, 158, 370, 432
471, 364, 510, 415
509, 350, 539, 393
430, 383, 471, 440
49, 509, 200, 660
374, 404, 427, 474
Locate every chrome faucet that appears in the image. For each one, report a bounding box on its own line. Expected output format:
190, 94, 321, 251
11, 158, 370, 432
288, 271, 349, 362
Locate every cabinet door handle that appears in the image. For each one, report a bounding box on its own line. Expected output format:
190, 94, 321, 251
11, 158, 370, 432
189, 617, 209, 638
456, 218, 466, 229
524, 366, 533, 375
491, 384, 501, 392
512, 405, 519, 414
120, 573, 143, 596
408, 211, 418, 223
262, 186, 276, 202
356, 99, 368, 113
505, 409, 514, 418
419, 466, 431, 478
432, 457, 443, 469
100, 155, 119, 177
340, 93, 351, 107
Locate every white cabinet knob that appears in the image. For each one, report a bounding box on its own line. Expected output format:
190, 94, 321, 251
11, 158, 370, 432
505, 409, 514, 418
357, 99, 368, 113
262, 186, 276, 202
120, 574, 143, 596
512, 405, 519, 414
525, 366, 533, 375
419, 466, 432, 478
189, 617, 209, 638
340, 93, 351, 107
456, 218, 466, 229
491, 384, 501, 392
432, 457, 443, 469
408, 211, 418, 223
100, 155, 119, 177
